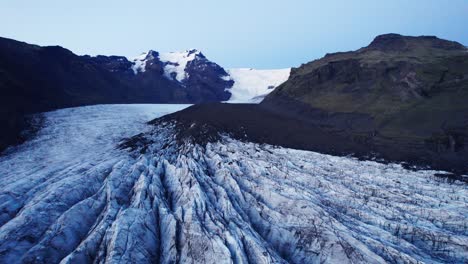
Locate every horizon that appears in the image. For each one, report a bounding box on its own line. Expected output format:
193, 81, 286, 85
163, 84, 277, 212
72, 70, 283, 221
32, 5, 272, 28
1, 0, 467, 69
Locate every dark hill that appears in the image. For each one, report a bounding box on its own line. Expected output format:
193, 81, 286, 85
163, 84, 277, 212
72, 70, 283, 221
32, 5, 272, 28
158, 34, 468, 174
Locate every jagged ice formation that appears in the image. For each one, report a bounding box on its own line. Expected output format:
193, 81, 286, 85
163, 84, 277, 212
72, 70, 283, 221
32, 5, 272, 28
0, 105, 466, 263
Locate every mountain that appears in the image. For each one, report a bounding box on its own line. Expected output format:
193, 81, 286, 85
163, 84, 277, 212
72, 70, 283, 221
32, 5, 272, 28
160, 34, 468, 174
261, 34, 468, 172
129, 50, 290, 103
0, 37, 136, 152
0, 104, 465, 263
0, 36, 289, 152
128, 49, 233, 102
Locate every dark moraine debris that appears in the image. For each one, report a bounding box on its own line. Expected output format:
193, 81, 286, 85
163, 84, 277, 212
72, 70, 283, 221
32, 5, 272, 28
153, 103, 367, 154
149, 103, 467, 176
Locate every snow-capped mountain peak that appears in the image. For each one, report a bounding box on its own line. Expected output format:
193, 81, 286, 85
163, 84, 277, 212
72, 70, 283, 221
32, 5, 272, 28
127, 48, 232, 101
130, 49, 206, 82
129, 49, 291, 103
130, 50, 158, 74
158, 49, 204, 82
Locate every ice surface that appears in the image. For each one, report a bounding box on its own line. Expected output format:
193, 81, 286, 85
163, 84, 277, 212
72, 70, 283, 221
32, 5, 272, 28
0, 105, 466, 263
226, 68, 290, 103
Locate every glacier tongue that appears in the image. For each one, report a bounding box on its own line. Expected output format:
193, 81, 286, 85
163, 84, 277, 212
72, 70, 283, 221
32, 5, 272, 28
0, 105, 467, 264
226, 68, 291, 103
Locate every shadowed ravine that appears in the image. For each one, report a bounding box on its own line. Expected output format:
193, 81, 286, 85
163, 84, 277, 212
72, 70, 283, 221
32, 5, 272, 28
0, 105, 466, 263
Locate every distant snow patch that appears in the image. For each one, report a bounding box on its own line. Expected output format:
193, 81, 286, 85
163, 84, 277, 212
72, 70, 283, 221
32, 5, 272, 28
220, 75, 232, 81
226, 68, 290, 103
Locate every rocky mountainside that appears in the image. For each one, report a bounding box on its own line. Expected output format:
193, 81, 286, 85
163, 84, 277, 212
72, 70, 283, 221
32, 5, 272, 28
260, 34, 468, 172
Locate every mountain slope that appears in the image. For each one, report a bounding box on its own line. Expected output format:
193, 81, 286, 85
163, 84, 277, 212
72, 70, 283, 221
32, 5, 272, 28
0, 104, 466, 263
130, 49, 233, 102
0, 37, 138, 152
260, 33, 468, 172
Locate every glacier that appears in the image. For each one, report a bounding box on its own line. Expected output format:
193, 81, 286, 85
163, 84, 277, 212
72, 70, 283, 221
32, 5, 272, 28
0, 104, 467, 264
225, 68, 291, 103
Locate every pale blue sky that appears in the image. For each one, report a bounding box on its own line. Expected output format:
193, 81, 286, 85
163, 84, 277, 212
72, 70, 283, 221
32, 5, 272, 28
1, 0, 467, 69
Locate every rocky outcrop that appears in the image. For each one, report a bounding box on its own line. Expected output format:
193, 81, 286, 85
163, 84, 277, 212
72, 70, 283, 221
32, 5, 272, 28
183, 51, 232, 102
366, 33, 466, 52
0, 37, 134, 152
260, 34, 468, 173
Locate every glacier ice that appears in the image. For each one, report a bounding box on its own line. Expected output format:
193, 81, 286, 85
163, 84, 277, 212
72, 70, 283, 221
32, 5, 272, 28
0, 105, 467, 264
